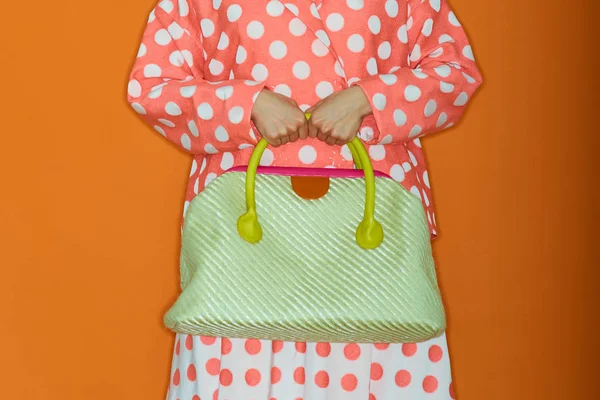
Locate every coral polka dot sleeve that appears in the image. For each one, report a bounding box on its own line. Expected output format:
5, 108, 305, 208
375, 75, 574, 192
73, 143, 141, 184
352, 0, 483, 145
126, 0, 268, 155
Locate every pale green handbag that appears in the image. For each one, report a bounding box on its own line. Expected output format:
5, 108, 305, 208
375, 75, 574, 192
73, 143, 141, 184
164, 115, 446, 343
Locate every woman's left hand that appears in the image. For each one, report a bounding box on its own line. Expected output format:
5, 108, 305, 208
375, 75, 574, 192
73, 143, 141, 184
305, 86, 373, 146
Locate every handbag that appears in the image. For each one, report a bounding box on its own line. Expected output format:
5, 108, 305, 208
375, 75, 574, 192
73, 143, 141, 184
163, 114, 446, 343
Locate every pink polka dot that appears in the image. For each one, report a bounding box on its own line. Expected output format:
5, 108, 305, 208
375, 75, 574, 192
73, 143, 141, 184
294, 367, 305, 384
245, 339, 262, 355
273, 340, 283, 353
370, 362, 383, 380
185, 335, 194, 350
369, 394, 377, 400
374, 343, 389, 350
295, 342, 307, 353
245, 368, 262, 386
187, 364, 197, 381
221, 338, 232, 355
423, 375, 439, 393
395, 370, 411, 388
402, 343, 417, 357
175, 338, 180, 355
341, 374, 358, 391
429, 345, 443, 362
172, 369, 180, 386
201, 336, 216, 345
450, 382, 456, 399
205, 358, 220, 376
220, 369, 233, 386
315, 371, 329, 388
271, 367, 281, 384
192, 396, 200, 400
316, 342, 331, 357
213, 390, 218, 400
344, 343, 361, 360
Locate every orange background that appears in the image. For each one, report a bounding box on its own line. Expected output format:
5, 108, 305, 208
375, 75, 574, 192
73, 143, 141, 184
1, 1, 598, 399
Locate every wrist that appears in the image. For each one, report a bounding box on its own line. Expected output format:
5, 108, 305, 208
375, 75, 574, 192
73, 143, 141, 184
350, 86, 372, 118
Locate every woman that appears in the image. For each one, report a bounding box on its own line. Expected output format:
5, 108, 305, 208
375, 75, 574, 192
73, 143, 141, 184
127, 0, 482, 399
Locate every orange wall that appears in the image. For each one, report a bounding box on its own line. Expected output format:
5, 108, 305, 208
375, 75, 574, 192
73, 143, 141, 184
1, 1, 597, 399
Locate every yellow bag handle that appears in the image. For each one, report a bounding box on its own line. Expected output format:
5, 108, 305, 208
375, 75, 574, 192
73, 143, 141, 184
237, 113, 383, 249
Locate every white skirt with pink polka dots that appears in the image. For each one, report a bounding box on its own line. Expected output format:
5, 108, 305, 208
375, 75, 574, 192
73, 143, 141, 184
165, 332, 456, 399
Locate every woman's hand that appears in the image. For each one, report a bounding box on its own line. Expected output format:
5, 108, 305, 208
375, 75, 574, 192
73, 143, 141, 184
251, 89, 308, 147
306, 86, 373, 146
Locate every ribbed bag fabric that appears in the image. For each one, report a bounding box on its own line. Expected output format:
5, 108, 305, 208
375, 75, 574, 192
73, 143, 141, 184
164, 136, 446, 343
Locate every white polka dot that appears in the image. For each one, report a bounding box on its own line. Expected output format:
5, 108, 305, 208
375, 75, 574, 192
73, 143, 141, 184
440, 81, 455, 93
312, 39, 329, 57
251, 64, 269, 81
410, 44, 421, 62
260, 148, 274, 166
159, 0, 174, 13
217, 32, 230, 50
137, 43, 146, 58
463, 72, 477, 84
402, 162, 412, 172
166, 102, 182, 116
269, 40, 287, 59
293, 61, 311, 80
227, 4, 243, 21
360, 126, 374, 141
372, 93, 387, 111
434, 65, 452, 78
397, 25, 408, 43
385, 0, 399, 17
236, 46, 247, 64
379, 74, 397, 85
436, 113, 448, 127
368, 15, 381, 34
404, 85, 421, 102
423, 190, 430, 206
228, 106, 244, 124
429, 0, 441, 12
247, 21, 265, 39
169, 51, 184, 67
285, 4, 299, 15
334, 60, 345, 77
379, 134, 393, 145
449, 11, 461, 26
188, 120, 199, 137
454, 92, 469, 106
316, 81, 334, 99
378, 42, 391, 60
154, 29, 172, 46
178, 0, 189, 16
181, 133, 191, 150
315, 30, 331, 46
289, 18, 307, 36
131, 102, 146, 114
128, 80, 141, 98
347, 0, 364, 10
221, 152, 234, 170
148, 83, 164, 99
409, 125, 422, 138
390, 164, 405, 182
274, 84, 292, 97
212, 0, 221, 10
266, 0, 284, 16
462, 45, 475, 61
183, 200, 190, 217
215, 125, 229, 142
369, 145, 386, 161
412, 69, 428, 79
424, 100, 437, 117
310, 3, 321, 18
168, 22, 184, 40
200, 19, 215, 37
205, 173, 217, 187
341, 145, 353, 161
200, 157, 207, 174
439, 34, 454, 44
422, 18, 434, 37
429, 47, 444, 58
179, 86, 196, 99
367, 58, 378, 75
190, 159, 197, 177
347, 34, 365, 53
144, 64, 161, 78
239, 143, 252, 150
148, 10, 156, 23
209, 59, 224, 75
423, 171, 431, 188
193, 177, 200, 194
205, 144, 218, 154
298, 145, 317, 164
197, 103, 214, 120
410, 186, 422, 200
393, 109, 407, 126
407, 16, 414, 30
326, 13, 344, 31
215, 85, 234, 101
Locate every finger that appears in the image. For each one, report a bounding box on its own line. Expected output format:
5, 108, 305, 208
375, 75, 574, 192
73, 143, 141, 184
298, 123, 308, 140
317, 129, 329, 142
270, 137, 282, 147
308, 123, 319, 138
280, 135, 290, 146
289, 130, 299, 143
326, 136, 337, 146
334, 139, 346, 146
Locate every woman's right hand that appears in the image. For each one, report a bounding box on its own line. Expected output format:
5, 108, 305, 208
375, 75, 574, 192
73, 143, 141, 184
251, 89, 308, 147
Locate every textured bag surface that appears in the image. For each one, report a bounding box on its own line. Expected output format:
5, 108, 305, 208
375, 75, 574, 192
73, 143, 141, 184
164, 129, 446, 343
